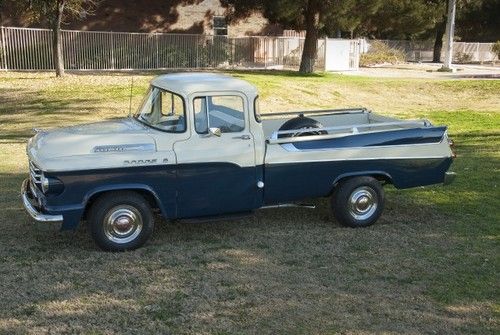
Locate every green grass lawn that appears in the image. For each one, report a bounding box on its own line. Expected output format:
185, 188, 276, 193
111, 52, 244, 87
0, 71, 499, 334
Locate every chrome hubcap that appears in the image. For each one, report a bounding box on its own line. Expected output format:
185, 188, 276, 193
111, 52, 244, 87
348, 186, 378, 220
104, 206, 143, 244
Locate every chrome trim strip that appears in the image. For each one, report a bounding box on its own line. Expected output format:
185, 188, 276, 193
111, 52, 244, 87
268, 120, 429, 143
260, 203, 316, 209
261, 107, 368, 119
21, 179, 63, 223
92, 143, 155, 153
265, 156, 453, 165
279, 140, 446, 152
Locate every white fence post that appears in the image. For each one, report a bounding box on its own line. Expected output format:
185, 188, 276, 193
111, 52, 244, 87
1, 26, 7, 71
195, 35, 199, 68
155, 33, 159, 68
323, 37, 328, 71
109, 31, 115, 70
264, 37, 267, 69
476, 42, 480, 63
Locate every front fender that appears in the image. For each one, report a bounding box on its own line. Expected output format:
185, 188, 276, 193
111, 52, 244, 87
83, 183, 167, 218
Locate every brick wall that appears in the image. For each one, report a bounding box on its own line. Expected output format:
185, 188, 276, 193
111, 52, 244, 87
0, 0, 282, 36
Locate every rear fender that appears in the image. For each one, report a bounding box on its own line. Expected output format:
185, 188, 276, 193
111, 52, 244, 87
332, 171, 393, 188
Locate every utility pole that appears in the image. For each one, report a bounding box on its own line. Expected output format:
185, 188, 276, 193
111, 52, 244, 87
441, 0, 456, 71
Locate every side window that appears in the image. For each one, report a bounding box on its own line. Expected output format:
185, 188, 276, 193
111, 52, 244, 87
157, 91, 186, 132
194, 95, 245, 134
193, 97, 208, 134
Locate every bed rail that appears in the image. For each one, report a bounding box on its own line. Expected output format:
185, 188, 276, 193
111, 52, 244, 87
267, 120, 431, 145
260, 107, 368, 119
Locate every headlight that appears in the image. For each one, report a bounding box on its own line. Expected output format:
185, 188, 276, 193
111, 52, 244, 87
40, 173, 64, 194
41, 173, 50, 193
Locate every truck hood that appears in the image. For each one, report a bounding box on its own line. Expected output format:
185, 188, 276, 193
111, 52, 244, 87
27, 118, 159, 172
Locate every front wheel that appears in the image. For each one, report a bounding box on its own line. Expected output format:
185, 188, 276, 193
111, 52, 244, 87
331, 176, 385, 228
88, 191, 154, 251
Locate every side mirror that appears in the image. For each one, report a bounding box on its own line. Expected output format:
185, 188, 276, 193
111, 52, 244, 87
209, 127, 222, 137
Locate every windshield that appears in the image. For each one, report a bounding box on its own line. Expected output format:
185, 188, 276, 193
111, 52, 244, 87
135, 86, 186, 133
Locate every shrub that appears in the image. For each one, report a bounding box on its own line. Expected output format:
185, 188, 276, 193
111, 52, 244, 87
454, 52, 473, 64
492, 41, 500, 60
360, 41, 406, 67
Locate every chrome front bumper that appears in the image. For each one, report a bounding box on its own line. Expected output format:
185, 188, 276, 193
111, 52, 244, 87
443, 172, 457, 186
21, 179, 63, 223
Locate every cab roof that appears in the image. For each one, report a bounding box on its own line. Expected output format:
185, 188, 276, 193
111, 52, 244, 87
150, 72, 258, 96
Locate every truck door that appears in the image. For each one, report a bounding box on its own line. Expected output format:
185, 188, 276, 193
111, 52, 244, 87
174, 93, 259, 218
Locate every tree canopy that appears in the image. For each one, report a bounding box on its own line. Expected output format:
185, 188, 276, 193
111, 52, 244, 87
223, 0, 385, 73
19, 0, 99, 76
223, 0, 499, 72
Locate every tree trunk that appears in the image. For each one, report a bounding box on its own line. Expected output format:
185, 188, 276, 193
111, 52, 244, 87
433, 17, 447, 62
299, 0, 320, 74
433, 1, 449, 63
52, 0, 65, 77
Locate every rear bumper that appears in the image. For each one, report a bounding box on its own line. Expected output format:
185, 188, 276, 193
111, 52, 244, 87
21, 179, 63, 223
443, 172, 456, 186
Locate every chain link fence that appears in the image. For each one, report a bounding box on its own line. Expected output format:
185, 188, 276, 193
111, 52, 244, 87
0, 26, 325, 71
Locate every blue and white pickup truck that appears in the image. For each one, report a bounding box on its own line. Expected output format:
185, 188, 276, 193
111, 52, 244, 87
22, 73, 456, 251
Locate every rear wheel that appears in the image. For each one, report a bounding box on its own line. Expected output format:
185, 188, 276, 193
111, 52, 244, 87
88, 191, 154, 251
331, 176, 385, 228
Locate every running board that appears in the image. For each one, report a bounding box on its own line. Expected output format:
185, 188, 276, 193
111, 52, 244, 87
260, 203, 316, 209
180, 211, 254, 224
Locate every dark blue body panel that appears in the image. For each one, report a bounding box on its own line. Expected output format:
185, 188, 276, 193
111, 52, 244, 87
263, 157, 452, 204
292, 127, 446, 150
42, 163, 263, 230
37, 151, 451, 230
174, 163, 261, 218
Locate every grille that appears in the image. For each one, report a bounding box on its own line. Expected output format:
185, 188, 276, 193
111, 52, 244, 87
29, 160, 42, 186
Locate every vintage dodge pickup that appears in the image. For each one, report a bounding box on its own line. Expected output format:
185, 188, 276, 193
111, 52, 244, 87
22, 73, 456, 251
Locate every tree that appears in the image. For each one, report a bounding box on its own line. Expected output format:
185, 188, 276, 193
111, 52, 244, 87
21, 0, 98, 76
223, 0, 381, 73
455, 0, 500, 42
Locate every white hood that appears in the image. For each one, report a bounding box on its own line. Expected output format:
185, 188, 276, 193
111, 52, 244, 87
27, 118, 161, 172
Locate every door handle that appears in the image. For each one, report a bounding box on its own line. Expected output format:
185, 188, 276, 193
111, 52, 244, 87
234, 134, 251, 140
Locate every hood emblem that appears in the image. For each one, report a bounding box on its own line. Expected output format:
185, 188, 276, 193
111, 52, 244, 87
93, 143, 155, 153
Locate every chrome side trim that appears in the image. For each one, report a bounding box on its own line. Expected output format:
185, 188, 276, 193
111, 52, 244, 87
265, 155, 453, 165
21, 179, 63, 223
260, 203, 316, 209
280, 141, 446, 152
92, 143, 155, 153
261, 107, 368, 119
268, 120, 429, 143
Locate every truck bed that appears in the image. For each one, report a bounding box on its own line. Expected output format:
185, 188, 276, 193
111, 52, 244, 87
261, 108, 453, 204
261, 108, 431, 142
